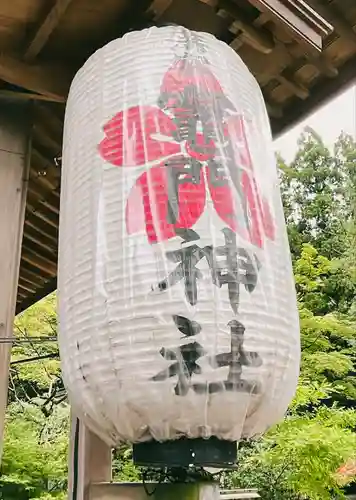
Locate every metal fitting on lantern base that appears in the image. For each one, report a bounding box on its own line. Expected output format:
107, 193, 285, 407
133, 437, 237, 468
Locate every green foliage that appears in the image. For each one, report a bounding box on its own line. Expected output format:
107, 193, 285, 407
230, 384, 356, 500
1, 295, 67, 499
279, 130, 355, 258
229, 131, 356, 500
112, 446, 141, 483
293, 244, 332, 314
9, 293, 62, 413
1, 402, 69, 499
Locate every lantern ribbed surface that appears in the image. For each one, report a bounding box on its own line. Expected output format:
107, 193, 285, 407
58, 26, 300, 446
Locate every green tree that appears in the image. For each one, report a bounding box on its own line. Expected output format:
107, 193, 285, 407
1, 402, 69, 499
232, 385, 356, 500
229, 130, 356, 499
2, 295, 68, 499
279, 129, 356, 260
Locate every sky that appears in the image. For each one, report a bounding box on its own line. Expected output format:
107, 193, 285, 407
274, 85, 356, 163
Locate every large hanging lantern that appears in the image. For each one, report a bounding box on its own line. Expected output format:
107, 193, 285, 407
58, 26, 300, 464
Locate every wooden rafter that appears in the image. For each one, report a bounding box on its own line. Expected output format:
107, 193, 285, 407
6, 0, 356, 317
247, 0, 333, 51
0, 55, 71, 101
0, 88, 64, 103
308, 0, 356, 46
24, 0, 75, 61
27, 188, 60, 215
146, 0, 173, 21
265, 101, 283, 118
21, 247, 57, 277
18, 280, 37, 294
219, 8, 318, 100
26, 201, 59, 229
34, 105, 63, 143
197, 0, 218, 6
16, 277, 57, 314
19, 273, 39, 289
23, 225, 58, 253
32, 122, 61, 155
32, 148, 60, 182
276, 72, 309, 99
22, 237, 57, 265
218, 1, 275, 54
309, 53, 338, 78
271, 53, 356, 137
17, 289, 28, 298
29, 169, 58, 193
20, 267, 46, 287
24, 217, 58, 245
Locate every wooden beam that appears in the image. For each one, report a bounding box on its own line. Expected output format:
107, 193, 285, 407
28, 179, 60, 204
0, 54, 71, 101
20, 267, 46, 287
19, 275, 39, 290
18, 281, 36, 295
265, 101, 283, 118
27, 185, 60, 214
218, 1, 275, 54
0, 103, 31, 461
32, 122, 61, 156
23, 225, 57, 254
16, 277, 57, 315
242, 43, 309, 100
0, 88, 64, 103
253, 6, 337, 78
230, 35, 244, 52
22, 239, 57, 271
309, 53, 338, 78
277, 38, 338, 80
276, 73, 309, 99
26, 201, 59, 229
32, 148, 60, 179
19, 269, 37, 293
198, 0, 218, 5
253, 12, 271, 27
34, 104, 63, 144
25, 215, 58, 243
20, 259, 49, 284
247, 0, 333, 51
146, 0, 173, 21
24, 0, 74, 61
21, 248, 57, 277
271, 53, 356, 138
22, 232, 57, 261
30, 167, 58, 191
308, 0, 356, 46
17, 290, 28, 300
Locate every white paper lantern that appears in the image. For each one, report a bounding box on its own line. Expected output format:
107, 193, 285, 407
58, 26, 300, 448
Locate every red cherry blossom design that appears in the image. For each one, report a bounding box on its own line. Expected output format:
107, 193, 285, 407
126, 162, 206, 244
160, 59, 224, 97
98, 105, 276, 247
98, 106, 180, 167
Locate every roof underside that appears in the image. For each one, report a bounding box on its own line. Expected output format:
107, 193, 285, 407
4, 0, 355, 313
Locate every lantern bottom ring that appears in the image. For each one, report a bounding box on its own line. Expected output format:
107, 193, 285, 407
132, 437, 237, 468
